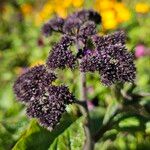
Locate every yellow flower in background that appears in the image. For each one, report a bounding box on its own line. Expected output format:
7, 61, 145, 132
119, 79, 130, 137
72, 0, 84, 8
62, 0, 72, 8
114, 2, 131, 23
43, 3, 53, 15
30, 60, 45, 67
95, 0, 114, 11
21, 3, 33, 16
35, 2, 53, 25
94, 0, 131, 30
54, 6, 67, 18
135, 3, 149, 13
101, 10, 117, 30
34, 0, 85, 25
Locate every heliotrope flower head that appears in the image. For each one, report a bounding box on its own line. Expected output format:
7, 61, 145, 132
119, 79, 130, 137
42, 16, 64, 36
48, 85, 76, 104
73, 9, 101, 24
26, 85, 75, 130
62, 9, 101, 36
93, 31, 126, 50
80, 49, 101, 72
13, 65, 56, 103
80, 31, 136, 85
98, 44, 136, 86
46, 35, 76, 70
14, 9, 137, 132
59, 34, 75, 49
42, 23, 52, 37
63, 17, 82, 35
79, 21, 96, 37
49, 16, 65, 32
42, 9, 101, 37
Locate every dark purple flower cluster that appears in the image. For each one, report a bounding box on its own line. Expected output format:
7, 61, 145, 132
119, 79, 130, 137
46, 35, 76, 70
14, 9, 136, 131
80, 49, 101, 72
42, 9, 101, 37
62, 9, 101, 36
63, 17, 82, 35
42, 16, 64, 36
43, 10, 101, 71
44, 10, 102, 70
13, 65, 56, 103
26, 85, 75, 130
13, 65, 76, 130
72, 9, 101, 24
92, 31, 126, 50
79, 21, 96, 37
44, 10, 135, 85
80, 31, 136, 85
98, 44, 136, 85
48, 85, 75, 104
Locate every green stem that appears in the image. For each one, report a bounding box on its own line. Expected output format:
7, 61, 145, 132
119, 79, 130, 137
111, 83, 123, 102
79, 72, 94, 150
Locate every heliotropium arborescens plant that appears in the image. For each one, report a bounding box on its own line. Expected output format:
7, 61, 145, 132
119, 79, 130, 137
13, 9, 150, 150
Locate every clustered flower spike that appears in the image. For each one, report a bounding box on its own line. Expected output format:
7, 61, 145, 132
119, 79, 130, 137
42, 16, 65, 36
48, 85, 75, 104
98, 44, 136, 85
80, 31, 136, 85
26, 85, 75, 130
46, 35, 76, 70
72, 9, 101, 24
93, 31, 126, 50
63, 17, 82, 35
42, 9, 101, 37
80, 49, 101, 72
13, 65, 56, 103
62, 9, 101, 36
79, 21, 96, 37
14, 9, 136, 131
13, 64, 76, 130
45, 9, 102, 70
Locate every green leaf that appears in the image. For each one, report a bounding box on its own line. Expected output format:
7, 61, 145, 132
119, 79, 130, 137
119, 117, 140, 128
12, 110, 79, 150
89, 107, 105, 135
102, 102, 119, 125
49, 117, 85, 150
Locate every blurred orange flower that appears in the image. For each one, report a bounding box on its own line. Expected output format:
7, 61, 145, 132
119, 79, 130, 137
21, 3, 33, 16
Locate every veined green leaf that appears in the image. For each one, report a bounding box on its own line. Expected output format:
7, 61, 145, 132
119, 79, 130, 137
12, 110, 80, 150
49, 117, 85, 150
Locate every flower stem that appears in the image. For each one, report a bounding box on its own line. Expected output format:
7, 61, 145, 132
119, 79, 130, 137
79, 72, 94, 150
